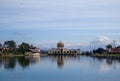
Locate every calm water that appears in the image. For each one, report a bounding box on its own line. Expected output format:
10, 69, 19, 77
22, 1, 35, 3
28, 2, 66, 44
0, 55, 120, 81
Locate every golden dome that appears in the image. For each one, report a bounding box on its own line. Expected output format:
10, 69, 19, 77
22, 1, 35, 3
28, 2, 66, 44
57, 41, 64, 48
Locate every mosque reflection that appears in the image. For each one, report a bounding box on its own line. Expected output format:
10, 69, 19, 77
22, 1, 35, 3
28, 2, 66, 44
57, 55, 64, 68
48, 55, 80, 68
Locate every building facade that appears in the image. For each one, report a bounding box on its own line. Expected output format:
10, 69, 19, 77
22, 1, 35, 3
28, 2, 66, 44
25, 47, 40, 56
108, 46, 120, 54
48, 41, 80, 55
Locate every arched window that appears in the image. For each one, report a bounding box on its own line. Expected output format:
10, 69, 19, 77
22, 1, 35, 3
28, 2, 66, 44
64, 51, 66, 54
67, 51, 69, 53
74, 50, 77, 53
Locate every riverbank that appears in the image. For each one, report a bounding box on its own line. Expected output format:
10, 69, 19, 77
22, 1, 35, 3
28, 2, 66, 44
0, 53, 24, 57
91, 54, 120, 59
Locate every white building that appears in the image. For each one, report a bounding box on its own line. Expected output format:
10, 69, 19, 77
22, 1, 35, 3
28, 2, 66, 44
48, 41, 80, 55
25, 47, 40, 56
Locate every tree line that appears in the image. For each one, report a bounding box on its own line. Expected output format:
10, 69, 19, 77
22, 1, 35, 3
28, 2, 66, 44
82, 44, 120, 55
0, 40, 33, 55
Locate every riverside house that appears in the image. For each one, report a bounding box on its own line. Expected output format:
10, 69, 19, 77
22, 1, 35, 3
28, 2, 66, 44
108, 46, 120, 54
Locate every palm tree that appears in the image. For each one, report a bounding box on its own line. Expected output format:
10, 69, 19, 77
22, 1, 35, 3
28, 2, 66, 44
106, 44, 112, 49
106, 44, 112, 54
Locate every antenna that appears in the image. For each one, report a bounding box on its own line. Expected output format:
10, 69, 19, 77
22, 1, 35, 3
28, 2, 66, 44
113, 40, 116, 48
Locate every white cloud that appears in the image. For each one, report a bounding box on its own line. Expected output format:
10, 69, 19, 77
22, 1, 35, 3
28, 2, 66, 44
89, 36, 112, 49
24, 35, 120, 51
1, 0, 120, 22
0, 0, 120, 32
96, 35, 120, 46
96, 36, 112, 44
29, 40, 89, 50
89, 35, 120, 50
0, 0, 120, 47
1, 0, 120, 7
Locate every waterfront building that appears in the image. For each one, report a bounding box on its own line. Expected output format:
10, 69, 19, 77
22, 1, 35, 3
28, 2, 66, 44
108, 46, 120, 54
48, 41, 80, 55
25, 47, 40, 56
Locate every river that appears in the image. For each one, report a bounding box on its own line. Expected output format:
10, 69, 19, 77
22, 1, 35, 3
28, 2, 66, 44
0, 55, 120, 81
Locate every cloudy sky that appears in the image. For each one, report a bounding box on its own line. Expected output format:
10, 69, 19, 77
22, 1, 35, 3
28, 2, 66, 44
0, 0, 120, 50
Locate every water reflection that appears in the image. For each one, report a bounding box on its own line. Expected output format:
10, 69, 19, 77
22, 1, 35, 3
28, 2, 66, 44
48, 55, 80, 68
1, 55, 120, 81
0, 56, 40, 69
0, 55, 120, 70
57, 55, 64, 68
24, 56, 40, 64
90, 56, 120, 71
93, 56, 120, 65
17, 56, 30, 68
0, 57, 16, 69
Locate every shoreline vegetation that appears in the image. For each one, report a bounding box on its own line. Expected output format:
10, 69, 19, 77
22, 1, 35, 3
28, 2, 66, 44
1, 53, 120, 56
0, 40, 39, 57
1, 40, 120, 59
91, 54, 120, 57
0, 54, 24, 57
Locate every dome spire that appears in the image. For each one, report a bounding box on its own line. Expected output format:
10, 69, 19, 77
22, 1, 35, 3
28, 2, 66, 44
57, 41, 64, 48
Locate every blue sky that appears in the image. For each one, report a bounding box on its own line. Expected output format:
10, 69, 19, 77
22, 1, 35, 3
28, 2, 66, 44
0, 0, 120, 50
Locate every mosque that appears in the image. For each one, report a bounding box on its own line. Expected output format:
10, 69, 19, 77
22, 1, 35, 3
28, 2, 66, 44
48, 41, 80, 55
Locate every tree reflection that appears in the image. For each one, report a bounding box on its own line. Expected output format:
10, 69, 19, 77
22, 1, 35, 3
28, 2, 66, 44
17, 57, 30, 68
0, 56, 40, 69
17, 56, 40, 68
25, 56, 40, 64
2, 57, 15, 69
0, 57, 2, 67
93, 56, 120, 69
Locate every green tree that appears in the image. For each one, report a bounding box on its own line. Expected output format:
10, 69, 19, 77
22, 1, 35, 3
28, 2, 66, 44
117, 46, 120, 48
18, 42, 30, 54
106, 44, 112, 49
0, 43, 2, 52
4, 40, 16, 48
95, 48, 105, 54
0, 43, 2, 46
